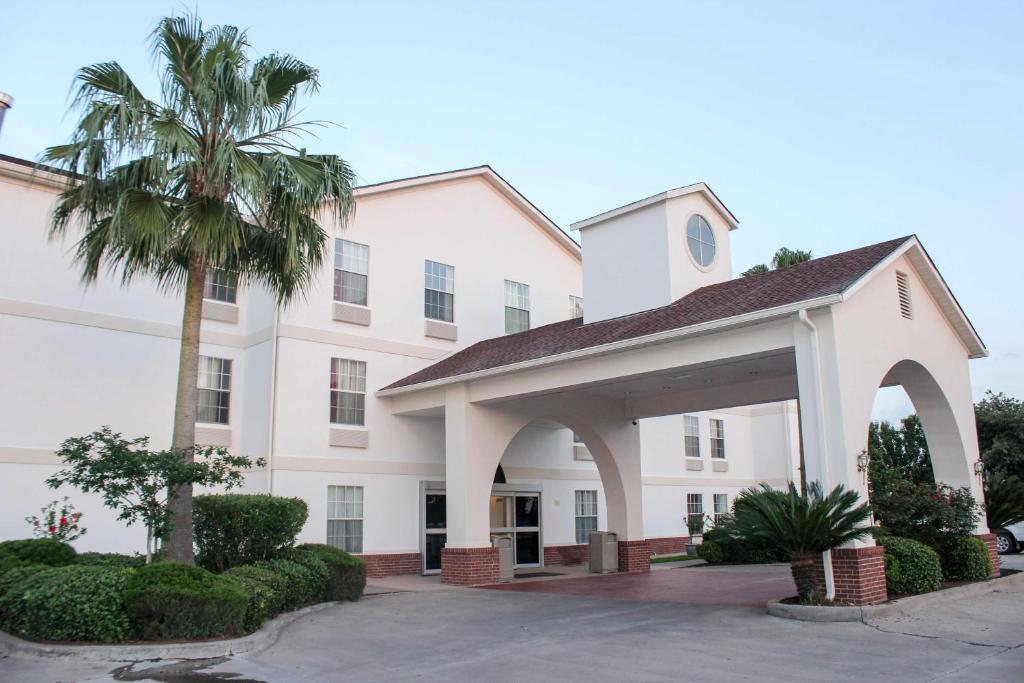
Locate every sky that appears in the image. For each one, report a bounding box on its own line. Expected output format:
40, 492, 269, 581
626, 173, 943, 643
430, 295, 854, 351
1, 1, 1021, 421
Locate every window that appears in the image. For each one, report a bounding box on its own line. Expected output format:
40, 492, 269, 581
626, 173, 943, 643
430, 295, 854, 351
684, 415, 701, 458
569, 295, 584, 320
710, 418, 726, 459
713, 493, 729, 524
686, 214, 716, 268
424, 260, 455, 322
896, 271, 913, 319
575, 490, 598, 544
197, 356, 231, 424
573, 432, 593, 461
327, 485, 363, 553
686, 493, 704, 535
334, 239, 369, 305
203, 268, 237, 304
504, 280, 530, 333
330, 358, 367, 426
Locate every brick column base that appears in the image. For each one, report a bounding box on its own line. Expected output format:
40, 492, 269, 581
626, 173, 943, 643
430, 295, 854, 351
975, 533, 1001, 578
830, 546, 887, 605
441, 546, 499, 586
617, 539, 651, 573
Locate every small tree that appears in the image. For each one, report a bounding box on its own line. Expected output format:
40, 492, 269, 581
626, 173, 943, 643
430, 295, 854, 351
984, 471, 1024, 531
717, 482, 873, 603
47, 427, 262, 563
975, 391, 1024, 478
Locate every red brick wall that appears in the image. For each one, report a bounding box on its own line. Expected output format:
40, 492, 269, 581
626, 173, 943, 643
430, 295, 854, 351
975, 533, 1001, 578
441, 546, 499, 586
831, 546, 887, 605
356, 552, 421, 578
544, 544, 590, 566
647, 536, 689, 555
617, 539, 651, 573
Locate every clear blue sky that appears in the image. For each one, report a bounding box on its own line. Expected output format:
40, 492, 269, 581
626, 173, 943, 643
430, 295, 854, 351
2, 1, 1021, 420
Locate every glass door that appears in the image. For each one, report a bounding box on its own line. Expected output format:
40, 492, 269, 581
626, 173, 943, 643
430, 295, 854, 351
513, 494, 541, 566
423, 492, 446, 573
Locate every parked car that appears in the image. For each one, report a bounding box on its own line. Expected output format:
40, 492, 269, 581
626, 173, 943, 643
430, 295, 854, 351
995, 522, 1024, 555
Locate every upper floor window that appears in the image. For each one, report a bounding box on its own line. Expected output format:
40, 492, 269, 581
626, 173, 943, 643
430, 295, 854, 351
203, 268, 237, 304
684, 415, 701, 458
686, 214, 716, 268
330, 358, 367, 426
569, 295, 584, 320
334, 239, 369, 306
197, 356, 231, 424
710, 418, 726, 459
425, 260, 455, 322
504, 280, 530, 333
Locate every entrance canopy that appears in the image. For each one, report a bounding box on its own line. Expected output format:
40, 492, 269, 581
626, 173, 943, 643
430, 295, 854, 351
378, 235, 988, 587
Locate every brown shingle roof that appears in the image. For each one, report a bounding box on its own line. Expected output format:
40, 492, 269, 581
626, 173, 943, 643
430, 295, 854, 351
383, 236, 912, 391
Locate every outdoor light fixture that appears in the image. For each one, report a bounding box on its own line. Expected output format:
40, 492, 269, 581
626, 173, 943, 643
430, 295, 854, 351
856, 449, 870, 473
974, 460, 985, 477
0, 92, 12, 136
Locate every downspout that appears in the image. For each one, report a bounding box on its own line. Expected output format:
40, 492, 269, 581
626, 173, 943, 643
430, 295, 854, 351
796, 309, 836, 601
265, 304, 281, 495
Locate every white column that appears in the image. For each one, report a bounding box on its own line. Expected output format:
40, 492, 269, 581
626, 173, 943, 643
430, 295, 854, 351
583, 418, 645, 542
444, 385, 493, 549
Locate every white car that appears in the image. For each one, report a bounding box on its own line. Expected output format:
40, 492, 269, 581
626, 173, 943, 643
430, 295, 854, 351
996, 522, 1024, 555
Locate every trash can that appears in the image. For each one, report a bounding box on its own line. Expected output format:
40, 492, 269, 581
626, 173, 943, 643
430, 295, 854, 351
589, 531, 618, 573
492, 533, 514, 582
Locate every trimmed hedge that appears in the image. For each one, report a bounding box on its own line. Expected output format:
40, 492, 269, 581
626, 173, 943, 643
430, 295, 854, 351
0, 565, 133, 643
0, 565, 45, 598
697, 527, 787, 565
696, 540, 725, 564
224, 574, 279, 633
194, 494, 308, 572
880, 536, 942, 595
251, 559, 321, 610
297, 544, 366, 601
223, 564, 289, 614
938, 536, 992, 583
125, 564, 248, 640
0, 539, 77, 568
77, 552, 146, 569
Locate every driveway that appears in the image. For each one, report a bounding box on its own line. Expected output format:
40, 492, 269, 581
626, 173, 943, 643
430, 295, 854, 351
2, 561, 1022, 682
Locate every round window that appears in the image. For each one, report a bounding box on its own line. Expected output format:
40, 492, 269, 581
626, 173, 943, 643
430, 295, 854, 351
686, 214, 716, 268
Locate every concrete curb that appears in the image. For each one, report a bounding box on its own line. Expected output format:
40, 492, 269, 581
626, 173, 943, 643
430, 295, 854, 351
767, 571, 1024, 623
0, 601, 339, 663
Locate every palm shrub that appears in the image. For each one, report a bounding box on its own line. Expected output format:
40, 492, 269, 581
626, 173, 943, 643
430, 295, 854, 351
43, 12, 354, 564
984, 472, 1024, 531
717, 482, 873, 603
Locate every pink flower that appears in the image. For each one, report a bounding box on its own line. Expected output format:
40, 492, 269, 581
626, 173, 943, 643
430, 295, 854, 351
48, 525, 56, 533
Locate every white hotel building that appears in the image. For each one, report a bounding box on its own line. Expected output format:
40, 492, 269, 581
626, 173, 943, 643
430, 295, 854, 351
0, 155, 803, 576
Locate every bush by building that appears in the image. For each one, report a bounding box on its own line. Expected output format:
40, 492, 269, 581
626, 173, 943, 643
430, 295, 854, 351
295, 543, 367, 601
938, 536, 992, 583
879, 536, 942, 595
193, 494, 308, 572
76, 552, 146, 568
0, 538, 77, 568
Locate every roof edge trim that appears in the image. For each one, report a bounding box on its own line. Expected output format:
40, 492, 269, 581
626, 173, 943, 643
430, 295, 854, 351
570, 182, 740, 232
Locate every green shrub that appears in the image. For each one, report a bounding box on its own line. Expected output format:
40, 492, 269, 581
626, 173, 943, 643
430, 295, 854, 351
223, 574, 278, 633
252, 559, 320, 610
0, 565, 45, 598
938, 537, 992, 582
193, 494, 308, 572
77, 552, 146, 569
295, 544, 366, 601
277, 549, 330, 600
696, 540, 725, 563
0, 539, 77, 567
879, 536, 942, 595
870, 472, 979, 547
0, 565, 133, 642
124, 563, 248, 640
223, 565, 289, 614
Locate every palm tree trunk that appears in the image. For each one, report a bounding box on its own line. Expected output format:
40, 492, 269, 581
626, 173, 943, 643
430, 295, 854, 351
790, 551, 823, 603
164, 251, 206, 564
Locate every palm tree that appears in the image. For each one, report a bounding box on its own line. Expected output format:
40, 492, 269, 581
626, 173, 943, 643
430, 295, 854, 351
42, 14, 354, 564
741, 247, 813, 277
717, 482, 873, 603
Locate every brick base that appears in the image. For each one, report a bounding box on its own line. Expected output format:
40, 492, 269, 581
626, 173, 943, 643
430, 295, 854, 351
826, 546, 888, 605
617, 539, 651, 573
441, 546, 499, 586
646, 536, 690, 556
356, 552, 421, 578
975, 533, 1001, 578
544, 544, 590, 566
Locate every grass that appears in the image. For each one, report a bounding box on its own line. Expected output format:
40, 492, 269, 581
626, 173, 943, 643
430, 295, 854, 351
650, 554, 693, 564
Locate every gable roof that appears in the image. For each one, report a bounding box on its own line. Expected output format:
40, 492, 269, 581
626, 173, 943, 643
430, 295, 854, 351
571, 182, 740, 232
354, 165, 580, 259
381, 236, 985, 394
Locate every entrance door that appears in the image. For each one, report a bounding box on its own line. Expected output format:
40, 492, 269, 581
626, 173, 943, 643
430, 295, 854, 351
423, 492, 446, 573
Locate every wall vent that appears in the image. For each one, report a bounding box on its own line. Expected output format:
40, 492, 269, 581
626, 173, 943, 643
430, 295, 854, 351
896, 271, 913, 319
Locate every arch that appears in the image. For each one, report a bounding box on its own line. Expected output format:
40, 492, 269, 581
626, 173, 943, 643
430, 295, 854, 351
873, 359, 973, 490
